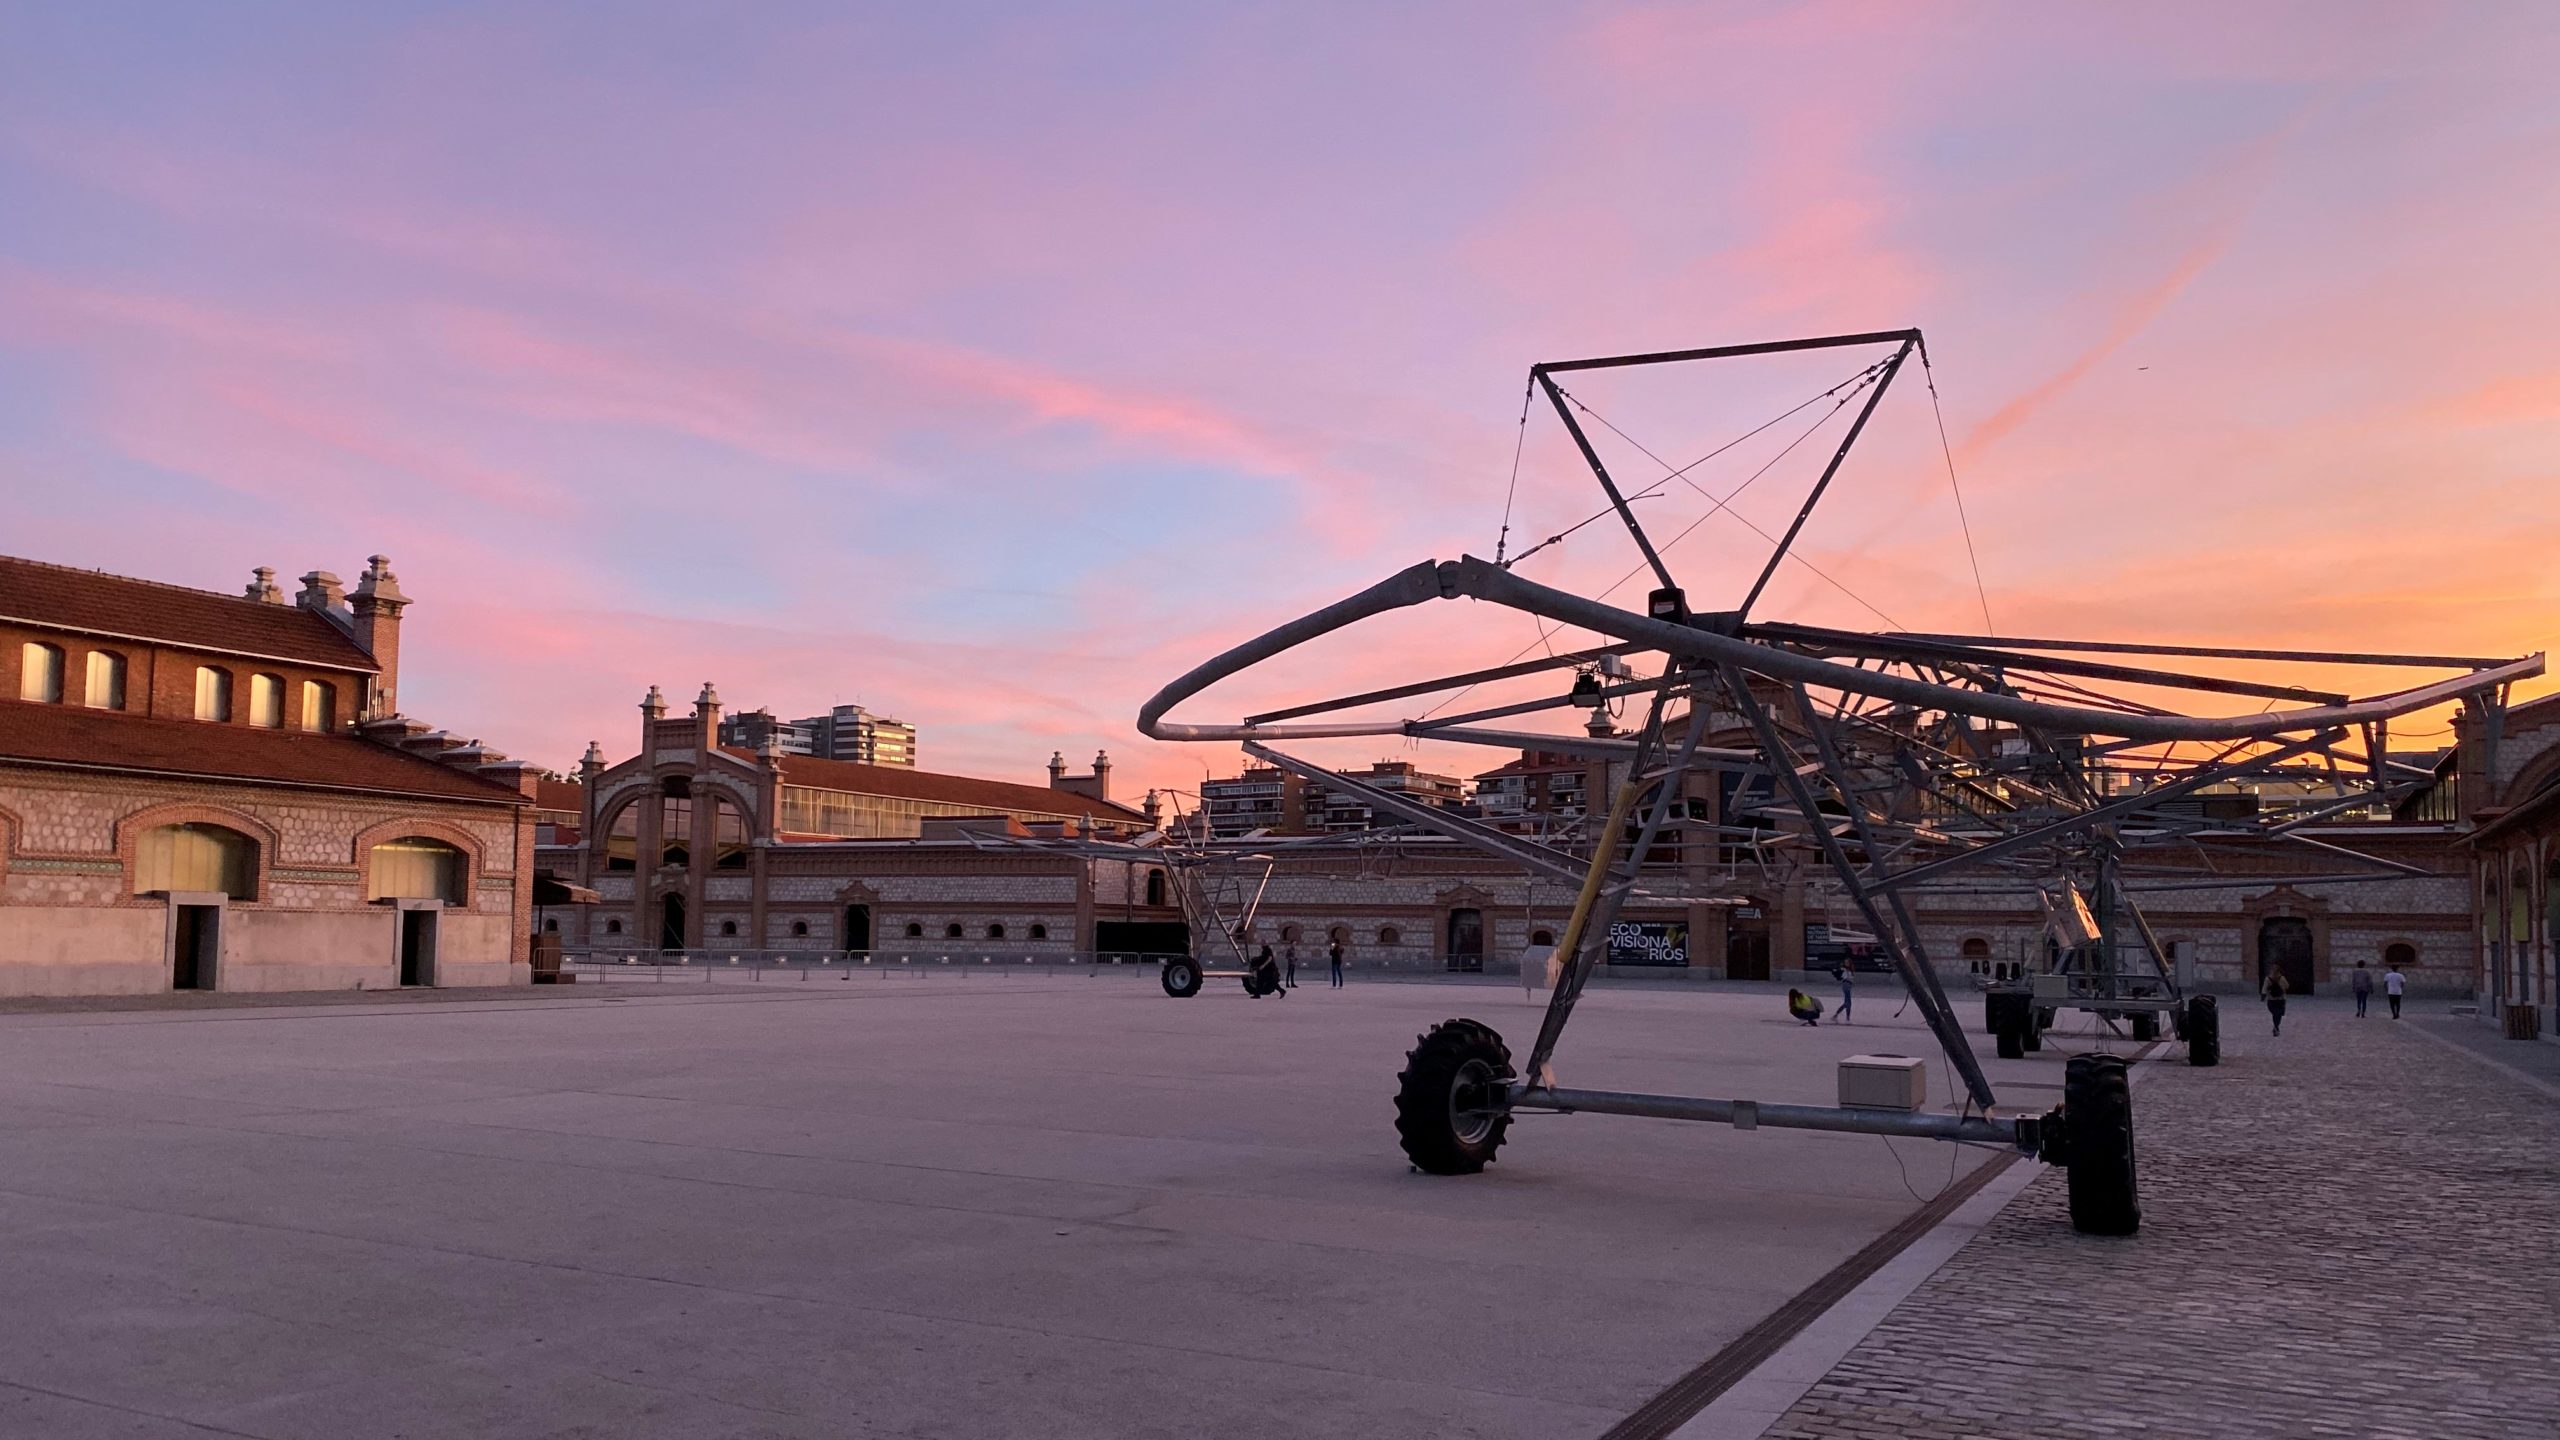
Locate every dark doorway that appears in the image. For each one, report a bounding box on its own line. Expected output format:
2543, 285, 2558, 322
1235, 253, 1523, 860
399, 908, 437, 987
1726, 904, 1771, 981
1445, 907, 1485, 973
843, 903, 872, 954
172, 904, 218, 991
2259, 917, 2315, 995
1144, 869, 1167, 907
660, 893, 687, 952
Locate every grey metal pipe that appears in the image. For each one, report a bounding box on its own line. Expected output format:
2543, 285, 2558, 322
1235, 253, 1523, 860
1511, 1084, 2032, 1149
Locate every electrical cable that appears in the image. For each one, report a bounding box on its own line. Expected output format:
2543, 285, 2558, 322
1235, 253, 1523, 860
1920, 347, 1996, 637
1493, 378, 1535, 566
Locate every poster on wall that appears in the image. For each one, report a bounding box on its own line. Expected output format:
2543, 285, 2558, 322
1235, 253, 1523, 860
1607, 920, 1690, 967
1804, 923, 1896, 972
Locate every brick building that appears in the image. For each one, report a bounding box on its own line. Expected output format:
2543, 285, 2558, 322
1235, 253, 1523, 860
544, 685, 1167, 954
0, 554, 538, 995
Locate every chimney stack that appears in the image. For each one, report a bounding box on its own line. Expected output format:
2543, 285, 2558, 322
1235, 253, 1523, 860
244, 567, 286, 604
1091, 750, 1112, 802
640, 685, 667, 722
296, 570, 346, 616
348, 555, 410, 719
1048, 751, 1067, 786
694, 682, 723, 746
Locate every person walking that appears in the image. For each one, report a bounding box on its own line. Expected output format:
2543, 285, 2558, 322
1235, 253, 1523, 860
2261, 965, 2290, 1036
1283, 944, 1298, 989
1328, 938, 1345, 988
1832, 961, 1854, 1024
2383, 960, 2407, 1019
2350, 959, 2374, 1018
1250, 943, 1284, 999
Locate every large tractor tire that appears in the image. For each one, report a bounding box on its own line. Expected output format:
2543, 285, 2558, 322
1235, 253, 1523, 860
1394, 1019, 1514, 1175
1990, 994, 2027, 1059
2130, 1012, 2160, 1042
1161, 957, 1203, 998
2023, 1010, 2047, 1052
2063, 1053, 2140, 1236
2185, 994, 2221, 1067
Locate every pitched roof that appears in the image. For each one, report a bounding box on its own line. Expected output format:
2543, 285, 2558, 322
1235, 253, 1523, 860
0, 699, 524, 804
0, 554, 379, 672
729, 747, 1150, 825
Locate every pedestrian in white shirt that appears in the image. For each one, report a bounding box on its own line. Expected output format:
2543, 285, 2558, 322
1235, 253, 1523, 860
2383, 963, 2407, 1020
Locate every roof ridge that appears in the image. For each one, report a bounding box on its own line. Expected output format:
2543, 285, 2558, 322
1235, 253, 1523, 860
0, 552, 310, 612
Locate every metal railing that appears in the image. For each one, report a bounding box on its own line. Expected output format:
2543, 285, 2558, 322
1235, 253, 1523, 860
556, 946, 1540, 984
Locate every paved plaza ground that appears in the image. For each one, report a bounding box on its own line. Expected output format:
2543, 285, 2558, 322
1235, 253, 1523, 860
0, 973, 2547, 1438
1739, 1000, 2560, 1440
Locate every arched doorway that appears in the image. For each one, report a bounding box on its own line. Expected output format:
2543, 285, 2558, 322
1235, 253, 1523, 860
2260, 917, 2314, 995
659, 893, 687, 952
1445, 908, 1485, 973
135, 821, 259, 991
843, 903, 872, 954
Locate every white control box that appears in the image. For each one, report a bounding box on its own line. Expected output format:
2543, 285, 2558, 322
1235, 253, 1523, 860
1838, 1054, 1927, 1112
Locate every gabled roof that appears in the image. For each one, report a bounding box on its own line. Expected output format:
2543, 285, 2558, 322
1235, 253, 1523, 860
0, 699, 523, 804
731, 747, 1150, 825
0, 554, 379, 672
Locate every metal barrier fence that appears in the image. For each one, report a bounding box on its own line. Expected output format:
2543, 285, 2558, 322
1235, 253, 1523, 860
558, 947, 1533, 984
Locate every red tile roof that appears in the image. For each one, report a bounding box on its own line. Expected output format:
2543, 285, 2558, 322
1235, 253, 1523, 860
0, 699, 525, 804
0, 554, 379, 672
726, 747, 1150, 826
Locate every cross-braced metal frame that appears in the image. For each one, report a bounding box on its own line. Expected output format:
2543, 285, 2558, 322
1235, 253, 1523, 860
1136, 329, 2543, 1231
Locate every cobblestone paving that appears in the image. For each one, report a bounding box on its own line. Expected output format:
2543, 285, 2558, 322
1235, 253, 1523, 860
1761, 1003, 2560, 1440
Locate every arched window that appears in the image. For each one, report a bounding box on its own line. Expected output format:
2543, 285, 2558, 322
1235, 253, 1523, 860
17, 642, 63, 702
1280, 923, 1303, 942
299, 679, 334, 731
542, 918, 559, 933
606, 918, 623, 935
791, 920, 809, 937
1378, 926, 1402, 946
720, 921, 738, 937
2384, 941, 2417, 968
906, 922, 925, 938
194, 666, 233, 722
712, 796, 748, 869
944, 922, 964, 938
659, 779, 692, 868
249, 674, 285, 728
987, 923, 1007, 939
366, 837, 466, 903
1329, 925, 1350, 945
134, 822, 257, 899
1145, 869, 1167, 906
1532, 928, 1556, 947
1029, 923, 1048, 940
85, 650, 126, 709
603, 800, 640, 872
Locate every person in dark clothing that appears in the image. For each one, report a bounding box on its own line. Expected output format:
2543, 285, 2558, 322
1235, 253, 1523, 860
1283, 945, 1298, 989
2350, 959, 2374, 1018
2262, 966, 2289, 1036
1787, 988, 1824, 1026
1328, 940, 1345, 988
1251, 943, 1283, 998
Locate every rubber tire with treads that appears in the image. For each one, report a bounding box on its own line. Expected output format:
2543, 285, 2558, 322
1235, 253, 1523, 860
1395, 1019, 1514, 1175
2023, 1011, 2046, 1052
1161, 958, 1203, 998
2063, 1053, 2140, 1235
1990, 993, 2026, 1059
2130, 1012, 2159, 1042
2185, 994, 2220, 1067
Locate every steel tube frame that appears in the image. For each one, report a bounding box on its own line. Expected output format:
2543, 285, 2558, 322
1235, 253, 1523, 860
1510, 1084, 2031, 1149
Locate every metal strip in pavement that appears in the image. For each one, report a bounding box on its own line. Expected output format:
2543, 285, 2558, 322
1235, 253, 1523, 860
2395, 1020, 2560, 1103
1604, 1043, 2168, 1440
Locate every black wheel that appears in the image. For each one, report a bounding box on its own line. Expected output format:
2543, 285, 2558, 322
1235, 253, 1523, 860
2022, 1014, 2044, 1052
2063, 1053, 2139, 1235
1990, 994, 2026, 1059
1242, 967, 1278, 998
2185, 994, 2220, 1067
1161, 958, 1203, 998
1982, 993, 2008, 1037
2130, 1012, 2160, 1042
1395, 1019, 1514, 1175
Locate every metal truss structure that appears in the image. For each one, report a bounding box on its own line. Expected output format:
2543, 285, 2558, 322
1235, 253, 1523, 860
1136, 329, 2544, 1233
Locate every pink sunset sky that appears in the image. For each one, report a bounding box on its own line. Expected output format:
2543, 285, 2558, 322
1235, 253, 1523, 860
4, 4, 2557, 801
